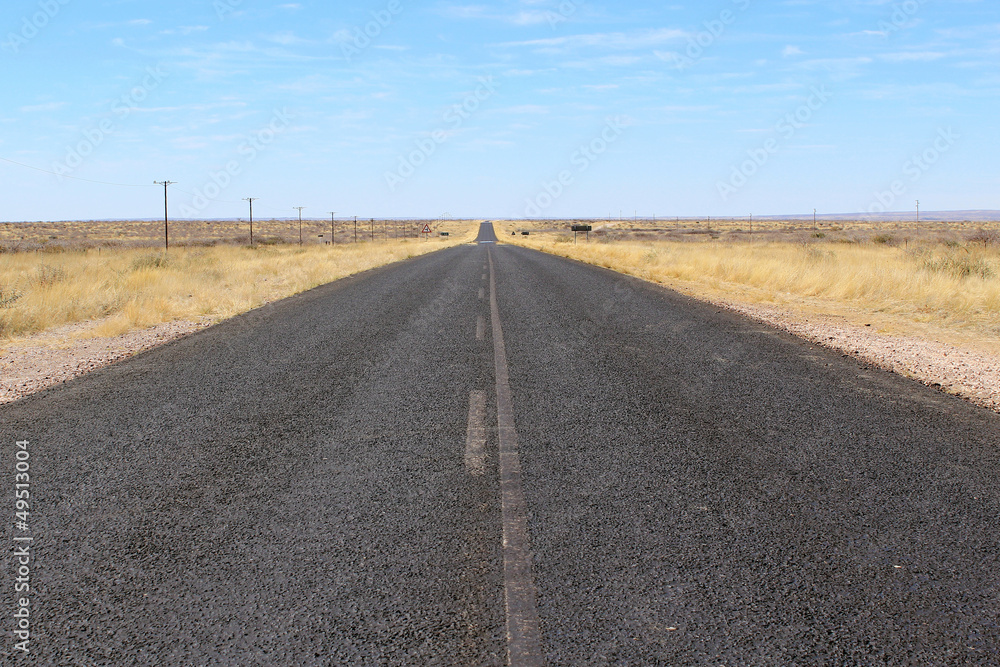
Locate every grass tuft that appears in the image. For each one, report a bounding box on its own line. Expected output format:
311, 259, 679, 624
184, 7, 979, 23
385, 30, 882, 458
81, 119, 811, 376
131, 254, 170, 271
921, 251, 994, 280
0, 288, 22, 308
34, 265, 67, 286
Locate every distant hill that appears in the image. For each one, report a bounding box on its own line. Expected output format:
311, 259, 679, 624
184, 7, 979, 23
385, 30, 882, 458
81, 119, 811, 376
759, 211, 1000, 223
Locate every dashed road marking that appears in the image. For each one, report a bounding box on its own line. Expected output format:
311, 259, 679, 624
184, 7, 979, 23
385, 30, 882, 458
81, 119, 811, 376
479, 287, 485, 300
477, 315, 486, 341
465, 391, 487, 476
488, 248, 545, 666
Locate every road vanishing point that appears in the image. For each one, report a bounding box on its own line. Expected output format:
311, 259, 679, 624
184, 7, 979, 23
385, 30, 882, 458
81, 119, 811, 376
3, 222, 999, 664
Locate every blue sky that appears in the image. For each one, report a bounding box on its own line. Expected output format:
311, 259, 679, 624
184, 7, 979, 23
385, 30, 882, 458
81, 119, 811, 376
1, 0, 998, 221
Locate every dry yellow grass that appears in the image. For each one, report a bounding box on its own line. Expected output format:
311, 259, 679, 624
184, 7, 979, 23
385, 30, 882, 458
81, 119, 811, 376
498, 226, 1000, 351
0, 223, 477, 344
496, 217, 1000, 244
0, 217, 470, 250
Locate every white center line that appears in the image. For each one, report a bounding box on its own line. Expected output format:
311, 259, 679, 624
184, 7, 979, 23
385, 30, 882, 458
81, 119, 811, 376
465, 391, 487, 476
476, 315, 486, 341
488, 248, 545, 667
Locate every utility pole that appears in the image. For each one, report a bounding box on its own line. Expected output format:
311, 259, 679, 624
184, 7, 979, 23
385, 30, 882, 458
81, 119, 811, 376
154, 180, 175, 251
243, 198, 259, 245
293, 206, 305, 246
916, 200, 920, 224
814, 208, 817, 226
370, 218, 374, 242
329, 212, 336, 244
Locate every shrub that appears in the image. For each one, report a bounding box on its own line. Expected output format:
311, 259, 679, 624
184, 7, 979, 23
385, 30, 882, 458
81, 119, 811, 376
968, 229, 999, 247
132, 254, 169, 270
35, 265, 67, 285
923, 253, 994, 280
0, 287, 22, 308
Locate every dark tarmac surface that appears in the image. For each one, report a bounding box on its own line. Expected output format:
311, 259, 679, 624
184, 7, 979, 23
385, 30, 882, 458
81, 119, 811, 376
3, 222, 999, 664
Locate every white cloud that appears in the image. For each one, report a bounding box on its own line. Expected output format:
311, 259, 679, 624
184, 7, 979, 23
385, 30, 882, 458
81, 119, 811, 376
878, 51, 946, 62
440, 4, 560, 26
500, 29, 688, 53
161, 26, 209, 36
266, 31, 307, 46
782, 45, 804, 57
20, 102, 67, 113
496, 105, 550, 114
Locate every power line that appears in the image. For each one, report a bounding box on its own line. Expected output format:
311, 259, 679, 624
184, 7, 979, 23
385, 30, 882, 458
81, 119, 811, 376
170, 186, 245, 205
0, 155, 157, 188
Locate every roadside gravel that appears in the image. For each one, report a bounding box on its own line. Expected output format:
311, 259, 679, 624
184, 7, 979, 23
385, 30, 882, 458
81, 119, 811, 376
5, 285, 998, 416
0, 318, 213, 404
715, 300, 1000, 412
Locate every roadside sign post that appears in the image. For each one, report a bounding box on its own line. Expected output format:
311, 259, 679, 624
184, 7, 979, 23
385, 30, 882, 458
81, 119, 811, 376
571, 224, 592, 243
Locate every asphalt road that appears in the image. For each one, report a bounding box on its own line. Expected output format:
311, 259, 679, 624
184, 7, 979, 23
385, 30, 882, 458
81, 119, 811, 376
3, 222, 999, 665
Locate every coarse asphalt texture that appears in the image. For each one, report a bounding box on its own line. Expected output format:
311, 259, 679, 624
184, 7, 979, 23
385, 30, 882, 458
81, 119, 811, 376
3, 222, 999, 665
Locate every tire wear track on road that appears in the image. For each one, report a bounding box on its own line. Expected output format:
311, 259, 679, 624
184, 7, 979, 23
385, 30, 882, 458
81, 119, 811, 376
488, 248, 545, 666
493, 243, 1000, 664
1, 246, 505, 664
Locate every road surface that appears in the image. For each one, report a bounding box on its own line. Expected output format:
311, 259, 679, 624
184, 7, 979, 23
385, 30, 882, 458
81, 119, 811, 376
3, 222, 999, 664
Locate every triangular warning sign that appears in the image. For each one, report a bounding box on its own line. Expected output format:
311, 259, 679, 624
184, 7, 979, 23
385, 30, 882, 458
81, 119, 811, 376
421, 224, 431, 233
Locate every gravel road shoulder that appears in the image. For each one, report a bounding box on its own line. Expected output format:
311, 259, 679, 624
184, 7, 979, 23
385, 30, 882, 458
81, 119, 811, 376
0, 317, 213, 404
3, 277, 999, 414
714, 300, 1000, 412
